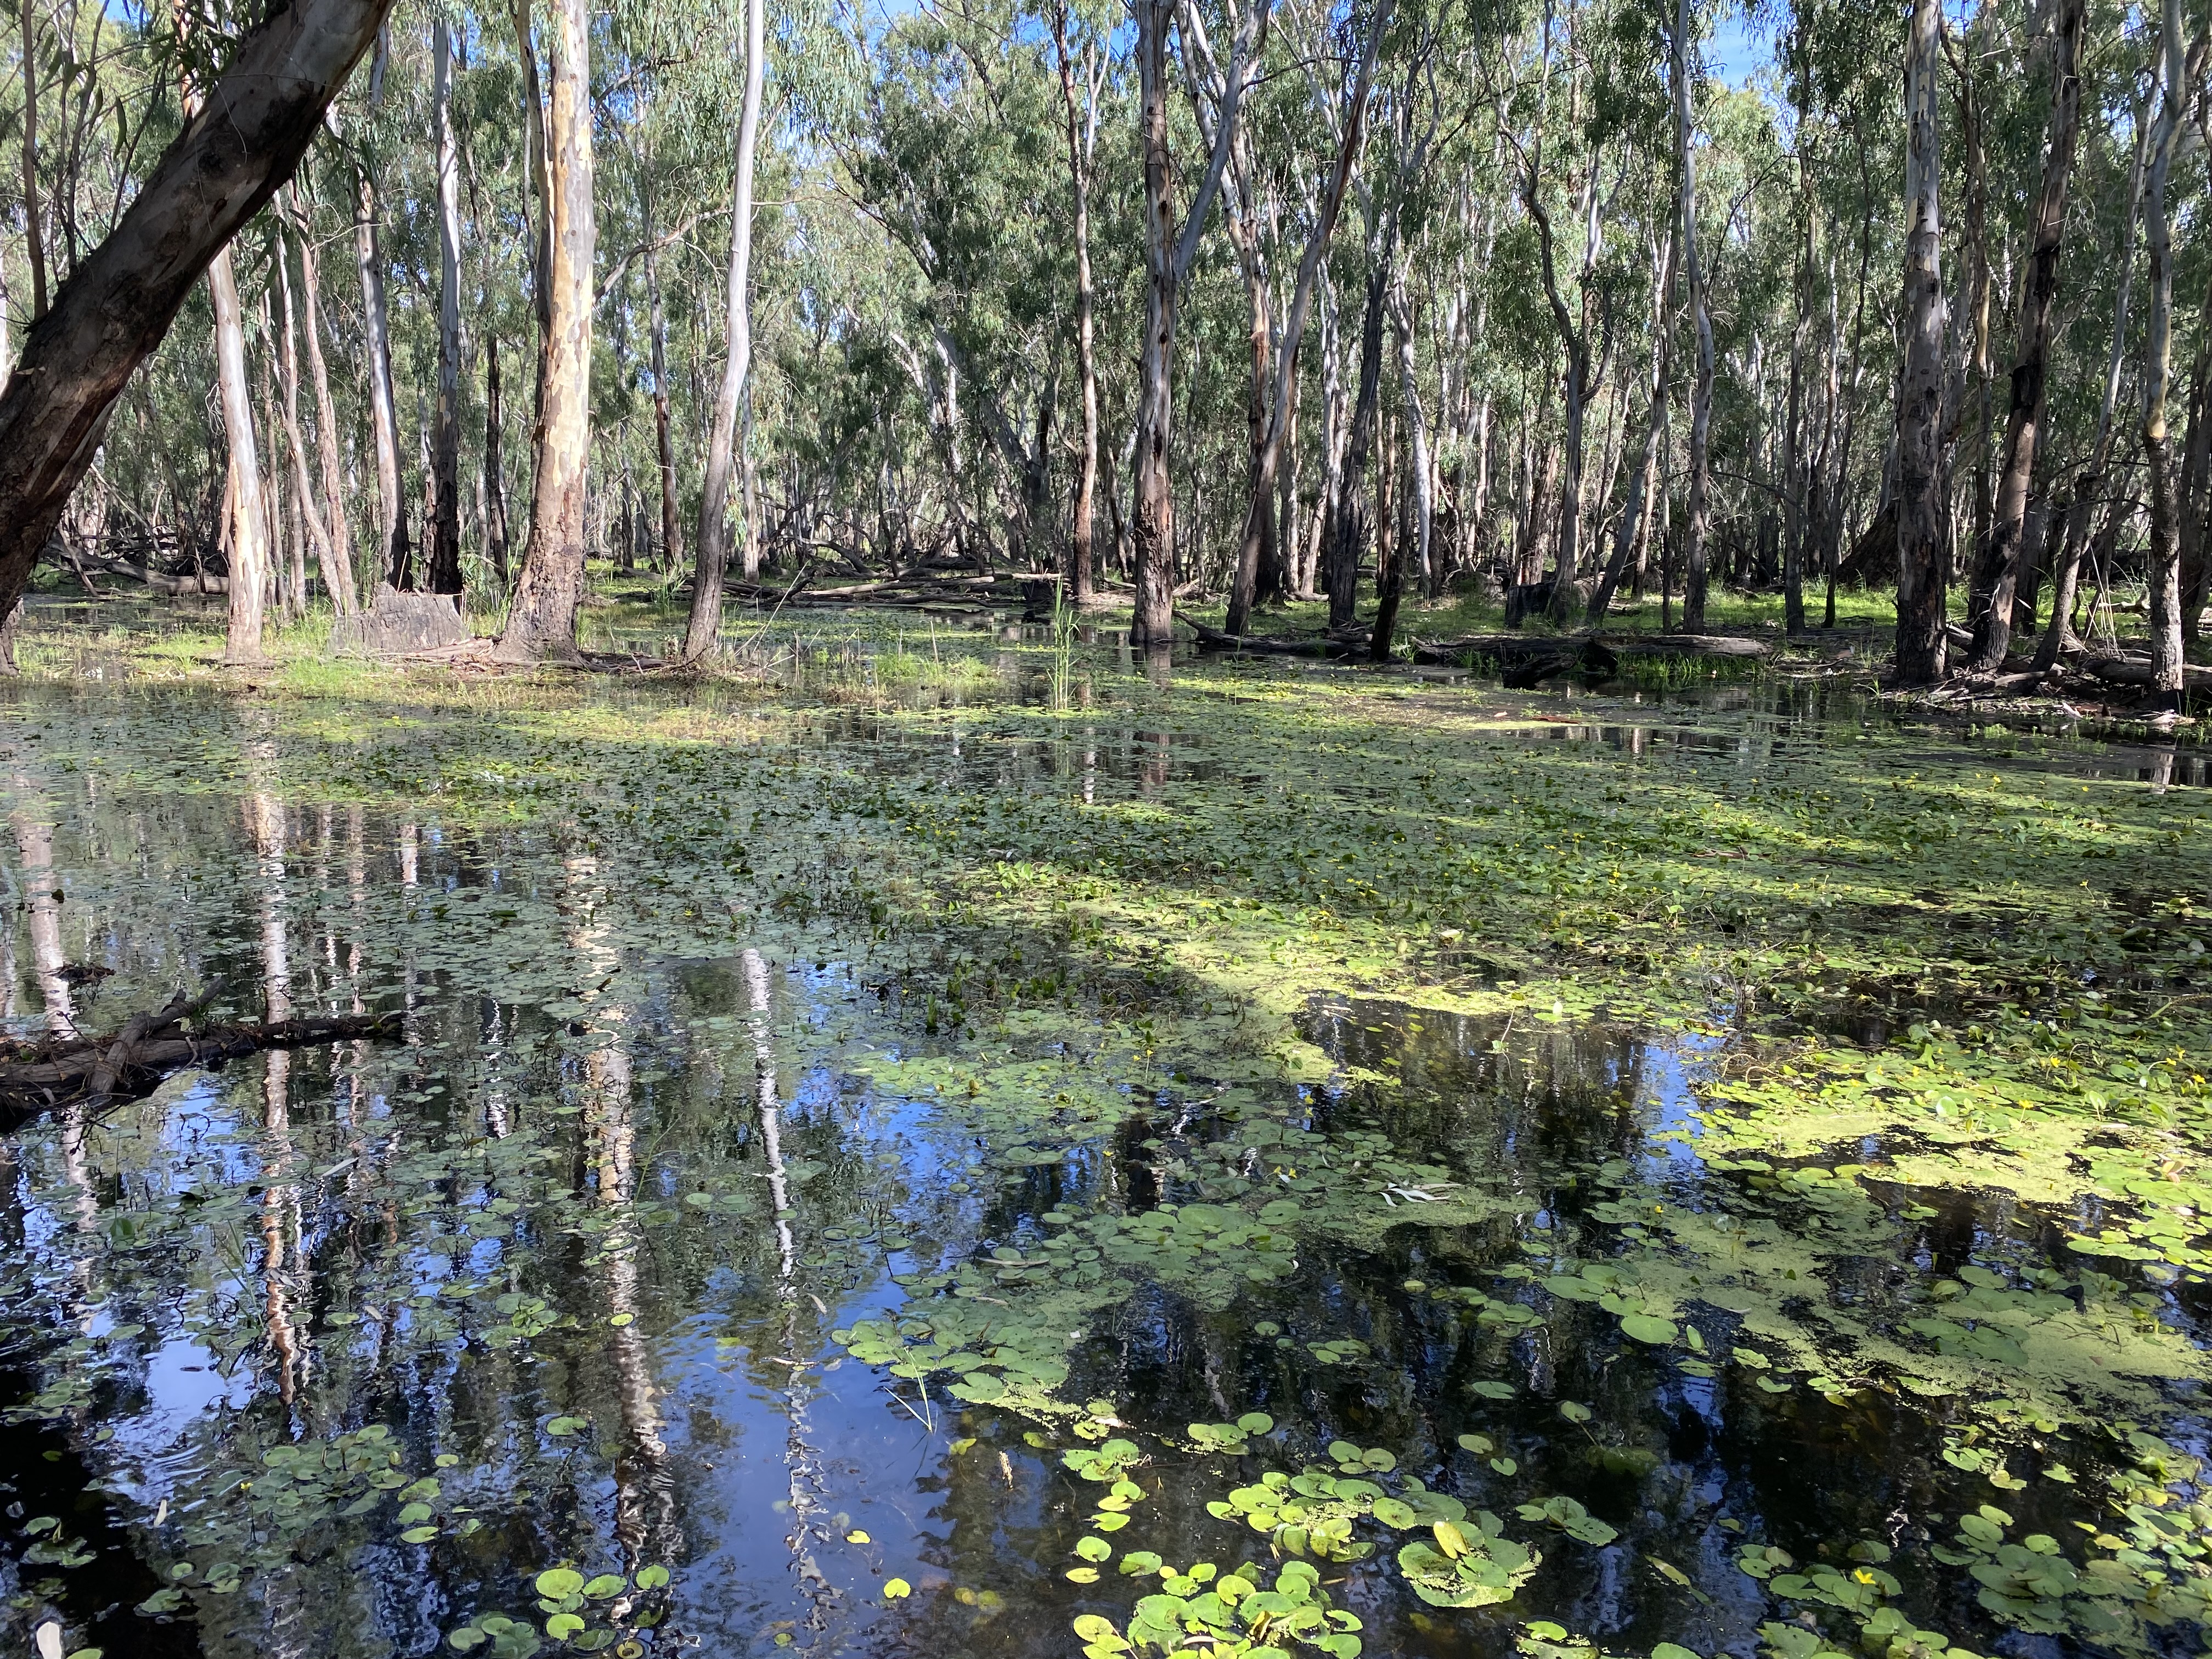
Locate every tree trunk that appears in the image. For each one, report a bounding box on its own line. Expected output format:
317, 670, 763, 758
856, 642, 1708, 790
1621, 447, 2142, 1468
2033, 66, 2153, 674
1675, 0, 1715, 634
1781, 47, 1815, 638
210, 246, 268, 661
20, 0, 47, 320
1370, 389, 1403, 661
2139, 0, 2187, 707
1054, 3, 1099, 606
1893, 0, 1949, 686
292, 187, 357, 613
1380, 276, 1428, 655
1327, 258, 1388, 630
1130, 0, 1265, 644
644, 201, 680, 576
1589, 215, 1677, 625
0, 0, 394, 635
1131, 0, 1179, 645
498, 0, 595, 663
353, 165, 406, 587
425, 17, 465, 596
2180, 311, 2212, 644
679, 0, 765, 661
1965, 0, 2081, 669
273, 221, 343, 616
485, 329, 510, 589
1223, 0, 1390, 636
1526, 155, 1595, 624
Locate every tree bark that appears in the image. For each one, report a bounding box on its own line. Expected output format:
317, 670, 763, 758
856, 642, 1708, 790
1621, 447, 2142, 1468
273, 221, 343, 616
485, 329, 510, 589
1589, 216, 1677, 625
2033, 67, 2153, 674
1054, 3, 1099, 606
0, 0, 393, 636
1130, 0, 1266, 644
1675, 0, 1715, 634
2138, 0, 2188, 707
353, 163, 406, 587
425, 16, 465, 597
498, 0, 595, 663
20, 0, 47, 320
1893, 0, 1950, 686
1525, 135, 1600, 624
291, 187, 357, 613
1131, 0, 1179, 645
1327, 256, 1389, 630
680, 0, 765, 661
644, 196, 680, 576
1224, 0, 1388, 635
1965, 0, 2081, 670
1380, 274, 1429, 656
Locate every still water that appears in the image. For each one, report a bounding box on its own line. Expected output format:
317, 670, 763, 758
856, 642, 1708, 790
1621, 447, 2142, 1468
0, 659, 2205, 1659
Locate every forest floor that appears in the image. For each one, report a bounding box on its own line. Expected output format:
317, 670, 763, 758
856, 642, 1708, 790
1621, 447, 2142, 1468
0, 591, 2208, 1659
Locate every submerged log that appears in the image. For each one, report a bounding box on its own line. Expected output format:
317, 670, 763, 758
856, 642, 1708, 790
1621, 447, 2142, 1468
0, 981, 400, 1121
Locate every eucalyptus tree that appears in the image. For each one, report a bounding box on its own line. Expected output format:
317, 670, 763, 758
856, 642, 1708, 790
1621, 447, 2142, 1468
1964, 0, 2084, 670
683, 0, 769, 660
0, 0, 397, 647
494, 0, 595, 662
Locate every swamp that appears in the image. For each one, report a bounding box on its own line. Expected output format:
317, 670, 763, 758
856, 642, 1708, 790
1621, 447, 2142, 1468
0, 611, 2208, 1659
7, 0, 2212, 1646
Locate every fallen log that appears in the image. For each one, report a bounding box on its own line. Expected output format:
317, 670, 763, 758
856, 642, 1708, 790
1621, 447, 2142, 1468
0, 981, 401, 1122
1413, 634, 1620, 678
1186, 618, 1353, 657
2081, 654, 2212, 692
1606, 633, 1770, 658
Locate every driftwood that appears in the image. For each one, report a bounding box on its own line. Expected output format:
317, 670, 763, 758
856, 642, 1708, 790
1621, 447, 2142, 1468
0, 981, 401, 1122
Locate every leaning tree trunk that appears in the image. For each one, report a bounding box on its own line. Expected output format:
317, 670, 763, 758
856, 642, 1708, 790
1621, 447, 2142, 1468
497, 0, 596, 663
680, 0, 765, 662
1893, 0, 1949, 687
1965, 0, 2081, 671
2139, 0, 2187, 708
425, 16, 465, 597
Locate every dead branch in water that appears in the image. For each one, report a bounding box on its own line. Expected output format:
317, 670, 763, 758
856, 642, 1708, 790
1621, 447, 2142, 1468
0, 980, 400, 1122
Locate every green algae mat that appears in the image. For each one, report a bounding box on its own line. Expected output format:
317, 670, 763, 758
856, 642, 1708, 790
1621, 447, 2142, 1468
0, 622, 2208, 1659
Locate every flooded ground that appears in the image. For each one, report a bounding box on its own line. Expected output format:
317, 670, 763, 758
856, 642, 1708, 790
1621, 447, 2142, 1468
2, 624, 2209, 1659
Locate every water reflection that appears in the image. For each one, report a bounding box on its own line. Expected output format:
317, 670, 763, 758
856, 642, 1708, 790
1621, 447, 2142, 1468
0, 676, 2202, 1659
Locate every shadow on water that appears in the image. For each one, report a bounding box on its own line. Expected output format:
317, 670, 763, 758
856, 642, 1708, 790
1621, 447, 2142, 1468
0, 670, 2205, 1658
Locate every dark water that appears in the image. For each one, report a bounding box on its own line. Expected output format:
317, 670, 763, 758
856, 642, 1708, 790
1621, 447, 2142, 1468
0, 673, 2205, 1659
